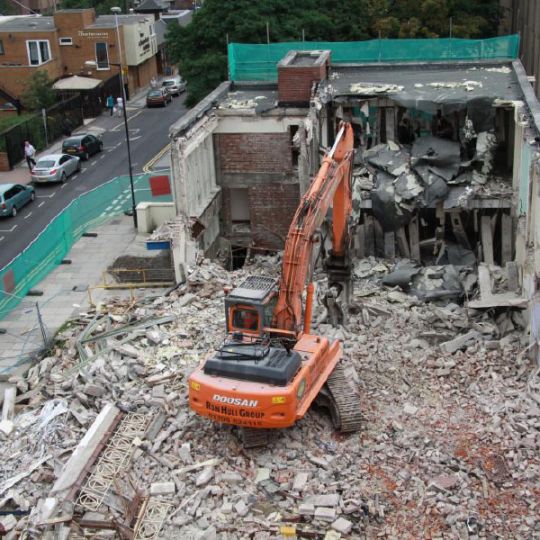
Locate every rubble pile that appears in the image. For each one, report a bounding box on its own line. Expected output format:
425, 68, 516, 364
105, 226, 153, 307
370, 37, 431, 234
0, 255, 539, 538
352, 134, 511, 232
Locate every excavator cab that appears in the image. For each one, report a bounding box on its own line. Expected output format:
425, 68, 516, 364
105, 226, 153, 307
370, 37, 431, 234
224, 275, 277, 338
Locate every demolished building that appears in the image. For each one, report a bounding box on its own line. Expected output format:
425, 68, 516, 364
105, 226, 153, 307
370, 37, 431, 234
168, 43, 540, 328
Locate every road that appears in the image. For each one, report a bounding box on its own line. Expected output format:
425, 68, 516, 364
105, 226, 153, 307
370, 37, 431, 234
0, 94, 185, 269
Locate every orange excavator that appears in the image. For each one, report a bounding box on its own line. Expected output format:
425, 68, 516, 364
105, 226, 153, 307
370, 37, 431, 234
188, 122, 361, 446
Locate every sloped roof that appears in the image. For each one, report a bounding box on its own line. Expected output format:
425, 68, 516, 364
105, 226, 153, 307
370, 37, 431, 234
53, 76, 102, 91
135, 0, 167, 12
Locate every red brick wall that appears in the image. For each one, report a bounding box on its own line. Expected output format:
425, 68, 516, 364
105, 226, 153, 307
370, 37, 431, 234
249, 183, 300, 249
215, 133, 293, 174
278, 64, 326, 103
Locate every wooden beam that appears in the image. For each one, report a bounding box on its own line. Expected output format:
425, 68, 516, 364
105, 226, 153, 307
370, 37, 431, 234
384, 231, 395, 260
408, 216, 420, 262
481, 215, 494, 265
373, 218, 384, 257
395, 227, 410, 258
364, 215, 374, 256
478, 264, 492, 299
501, 213, 513, 265
449, 211, 471, 249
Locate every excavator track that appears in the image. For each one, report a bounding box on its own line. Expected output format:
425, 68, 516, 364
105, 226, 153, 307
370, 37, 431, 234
318, 361, 362, 433
240, 428, 272, 448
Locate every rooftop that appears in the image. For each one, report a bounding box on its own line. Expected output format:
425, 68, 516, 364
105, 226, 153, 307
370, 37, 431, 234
320, 61, 523, 108
218, 86, 278, 114
89, 13, 152, 28
0, 15, 55, 32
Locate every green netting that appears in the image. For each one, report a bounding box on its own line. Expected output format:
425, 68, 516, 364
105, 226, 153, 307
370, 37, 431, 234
228, 35, 520, 81
0, 174, 172, 320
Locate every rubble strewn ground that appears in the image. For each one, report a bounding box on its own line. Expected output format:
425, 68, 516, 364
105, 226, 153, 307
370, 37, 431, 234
0, 255, 539, 538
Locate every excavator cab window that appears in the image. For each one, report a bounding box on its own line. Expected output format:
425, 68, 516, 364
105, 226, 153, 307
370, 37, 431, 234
231, 307, 259, 333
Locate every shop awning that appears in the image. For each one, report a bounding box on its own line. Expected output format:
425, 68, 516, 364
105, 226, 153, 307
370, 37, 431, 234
53, 76, 102, 91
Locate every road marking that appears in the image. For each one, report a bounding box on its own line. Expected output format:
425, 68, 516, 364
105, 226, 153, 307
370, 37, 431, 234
100, 155, 105, 160
0, 237, 4, 243
81, 168, 87, 173
24, 212, 32, 219
72, 174, 78, 179
37, 191, 56, 199
130, 136, 142, 141
0, 225, 17, 233
143, 143, 170, 173
107, 149, 114, 153
91, 161, 97, 166
111, 110, 143, 131
61, 183, 67, 189
38, 202, 45, 208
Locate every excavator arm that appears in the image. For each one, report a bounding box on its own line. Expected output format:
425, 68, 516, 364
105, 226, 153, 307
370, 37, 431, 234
272, 122, 355, 335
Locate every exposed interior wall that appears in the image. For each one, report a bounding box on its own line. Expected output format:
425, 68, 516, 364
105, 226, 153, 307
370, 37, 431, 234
214, 114, 310, 251
170, 113, 221, 279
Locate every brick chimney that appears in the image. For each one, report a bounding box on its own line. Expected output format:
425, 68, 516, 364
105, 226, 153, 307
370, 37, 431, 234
277, 50, 330, 106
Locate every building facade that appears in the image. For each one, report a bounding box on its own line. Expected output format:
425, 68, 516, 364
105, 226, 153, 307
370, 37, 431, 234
0, 9, 158, 106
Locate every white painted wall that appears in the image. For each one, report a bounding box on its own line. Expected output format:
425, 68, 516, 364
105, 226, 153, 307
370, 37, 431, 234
215, 115, 306, 134
136, 202, 175, 233
171, 114, 220, 218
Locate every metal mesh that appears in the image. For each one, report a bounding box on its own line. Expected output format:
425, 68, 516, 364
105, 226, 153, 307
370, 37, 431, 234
0, 174, 172, 320
228, 35, 520, 81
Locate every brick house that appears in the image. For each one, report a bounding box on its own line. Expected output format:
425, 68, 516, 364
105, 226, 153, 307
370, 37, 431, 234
0, 9, 158, 107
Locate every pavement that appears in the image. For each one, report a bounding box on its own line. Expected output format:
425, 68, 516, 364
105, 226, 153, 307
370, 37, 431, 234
0, 85, 154, 186
0, 214, 169, 377
0, 79, 180, 377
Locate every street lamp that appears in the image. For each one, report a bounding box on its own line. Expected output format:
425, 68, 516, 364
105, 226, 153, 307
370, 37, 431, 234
85, 5, 137, 228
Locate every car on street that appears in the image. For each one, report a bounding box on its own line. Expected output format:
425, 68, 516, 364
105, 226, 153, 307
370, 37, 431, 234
146, 88, 172, 108
30, 154, 81, 184
161, 76, 186, 96
61, 133, 103, 160
0, 183, 35, 218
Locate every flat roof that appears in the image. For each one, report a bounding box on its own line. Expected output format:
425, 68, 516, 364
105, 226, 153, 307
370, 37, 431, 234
89, 14, 151, 28
0, 15, 55, 32
320, 61, 523, 109
218, 87, 278, 114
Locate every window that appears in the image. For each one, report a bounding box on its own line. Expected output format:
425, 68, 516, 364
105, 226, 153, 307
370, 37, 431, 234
232, 308, 259, 332
26, 40, 50, 66
95, 42, 109, 70
0, 40, 4, 55
59, 37, 73, 46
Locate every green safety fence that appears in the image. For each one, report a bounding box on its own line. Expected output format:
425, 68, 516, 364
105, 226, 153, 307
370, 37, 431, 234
0, 174, 173, 320
228, 35, 520, 81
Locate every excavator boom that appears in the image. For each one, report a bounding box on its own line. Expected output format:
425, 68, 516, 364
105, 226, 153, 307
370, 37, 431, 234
272, 123, 354, 334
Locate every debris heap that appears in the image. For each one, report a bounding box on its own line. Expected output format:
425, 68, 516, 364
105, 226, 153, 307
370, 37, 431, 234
0, 255, 538, 538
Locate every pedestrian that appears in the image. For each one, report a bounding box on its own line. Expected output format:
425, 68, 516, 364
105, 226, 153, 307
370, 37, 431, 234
24, 141, 36, 171
116, 96, 124, 117
150, 77, 157, 88
106, 94, 114, 116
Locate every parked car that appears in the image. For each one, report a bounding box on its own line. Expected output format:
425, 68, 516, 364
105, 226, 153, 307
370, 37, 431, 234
161, 76, 186, 96
62, 133, 103, 160
30, 154, 81, 184
146, 88, 172, 108
0, 183, 35, 218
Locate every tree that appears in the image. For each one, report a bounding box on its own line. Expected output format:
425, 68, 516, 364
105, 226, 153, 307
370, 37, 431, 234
22, 71, 57, 111
166, 0, 502, 104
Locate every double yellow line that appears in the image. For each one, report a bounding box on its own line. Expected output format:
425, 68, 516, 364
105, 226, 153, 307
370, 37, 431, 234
143, 143, 170, 173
